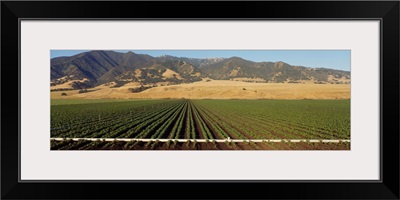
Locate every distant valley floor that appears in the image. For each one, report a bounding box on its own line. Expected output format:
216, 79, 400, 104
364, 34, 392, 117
51, 79, 350, 100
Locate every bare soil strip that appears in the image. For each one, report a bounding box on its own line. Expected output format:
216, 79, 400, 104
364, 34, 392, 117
50, 138, 350, 143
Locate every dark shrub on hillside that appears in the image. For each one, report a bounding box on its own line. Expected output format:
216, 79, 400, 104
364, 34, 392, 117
129, 86, 153, 93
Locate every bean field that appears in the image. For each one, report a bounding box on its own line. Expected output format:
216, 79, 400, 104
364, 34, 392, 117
51, 99, 350, 150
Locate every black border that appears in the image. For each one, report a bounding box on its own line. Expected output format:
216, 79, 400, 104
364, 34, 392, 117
2, 1, 399, 199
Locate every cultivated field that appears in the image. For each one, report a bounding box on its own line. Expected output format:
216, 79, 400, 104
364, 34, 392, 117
51, 99, 350, 150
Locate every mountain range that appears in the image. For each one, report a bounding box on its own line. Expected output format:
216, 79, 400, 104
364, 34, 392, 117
50, 50, 350, 88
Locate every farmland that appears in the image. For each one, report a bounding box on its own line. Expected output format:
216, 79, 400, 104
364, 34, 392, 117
51, 99, 350, 150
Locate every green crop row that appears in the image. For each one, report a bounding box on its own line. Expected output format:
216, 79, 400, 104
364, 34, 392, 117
51, 99, 350, 142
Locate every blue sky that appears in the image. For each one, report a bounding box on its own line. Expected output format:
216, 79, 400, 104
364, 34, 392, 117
51, 50, 350, 71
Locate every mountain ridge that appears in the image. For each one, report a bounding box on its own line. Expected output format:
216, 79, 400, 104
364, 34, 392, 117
51, 50, 350, 89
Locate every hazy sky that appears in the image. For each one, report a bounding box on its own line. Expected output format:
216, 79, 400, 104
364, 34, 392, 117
51, 50, 350, 71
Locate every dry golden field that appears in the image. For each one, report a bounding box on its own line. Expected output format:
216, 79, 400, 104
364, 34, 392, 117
50, 79, 350, 100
